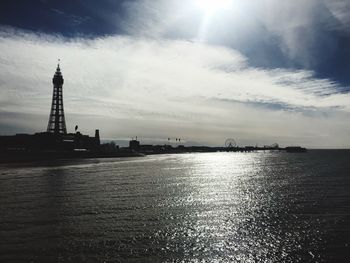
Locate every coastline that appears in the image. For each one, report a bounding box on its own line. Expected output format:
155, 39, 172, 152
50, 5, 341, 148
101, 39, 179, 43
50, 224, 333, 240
0, 150, 145, 164
0, 146, 311, 164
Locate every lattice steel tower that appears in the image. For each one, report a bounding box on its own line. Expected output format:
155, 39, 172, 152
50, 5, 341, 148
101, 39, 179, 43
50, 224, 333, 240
47, 63, 67, 134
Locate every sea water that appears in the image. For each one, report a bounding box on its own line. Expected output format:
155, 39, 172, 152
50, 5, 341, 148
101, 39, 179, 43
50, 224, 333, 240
0, 150, 349, 262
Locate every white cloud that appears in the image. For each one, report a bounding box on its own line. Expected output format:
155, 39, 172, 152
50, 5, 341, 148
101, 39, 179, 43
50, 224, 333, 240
119, 0, 350, 69
0, 27, 349, 148
324, 0, 350, 32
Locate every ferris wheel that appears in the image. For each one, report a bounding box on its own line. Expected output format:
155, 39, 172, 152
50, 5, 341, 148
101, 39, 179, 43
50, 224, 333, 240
225, 138, 237, 148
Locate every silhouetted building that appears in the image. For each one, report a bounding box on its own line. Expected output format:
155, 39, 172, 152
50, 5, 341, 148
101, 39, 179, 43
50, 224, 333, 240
0, 131, 101, 153
100, 141, 119, 152
47, 63, 67, 134
129, 139, 140, 150
0, 63, 101, 153
95, 129, 100, 145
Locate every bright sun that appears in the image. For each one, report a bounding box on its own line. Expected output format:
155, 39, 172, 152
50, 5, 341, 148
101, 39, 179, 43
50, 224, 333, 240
195, 0, 231, 14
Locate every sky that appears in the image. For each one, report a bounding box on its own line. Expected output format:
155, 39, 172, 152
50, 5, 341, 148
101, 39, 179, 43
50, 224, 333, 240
0, 0, 349, 148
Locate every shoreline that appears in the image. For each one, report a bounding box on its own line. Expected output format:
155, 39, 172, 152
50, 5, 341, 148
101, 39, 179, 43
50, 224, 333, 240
1, 149, 349, 165
0, 147, 315, 164
0, 151, 145, 164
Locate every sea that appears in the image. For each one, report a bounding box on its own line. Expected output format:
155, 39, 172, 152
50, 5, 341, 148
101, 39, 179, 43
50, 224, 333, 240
0, 150, 349, 262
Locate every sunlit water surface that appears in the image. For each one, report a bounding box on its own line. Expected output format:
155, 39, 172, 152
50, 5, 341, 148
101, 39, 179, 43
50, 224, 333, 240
1, 151, 349, 262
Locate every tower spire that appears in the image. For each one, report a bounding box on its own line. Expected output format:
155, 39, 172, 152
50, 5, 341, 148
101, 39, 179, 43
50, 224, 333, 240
47, 61, 67, 134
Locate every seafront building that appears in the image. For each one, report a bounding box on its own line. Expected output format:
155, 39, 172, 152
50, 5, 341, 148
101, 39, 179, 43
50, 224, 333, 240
0, 63, 100, 152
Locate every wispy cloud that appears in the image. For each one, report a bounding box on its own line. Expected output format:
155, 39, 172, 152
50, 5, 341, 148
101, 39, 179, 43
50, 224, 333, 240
50, 8, 91, 26
324, 0, 350, 32
119, 0, 350, 83
0, 27, 349, 148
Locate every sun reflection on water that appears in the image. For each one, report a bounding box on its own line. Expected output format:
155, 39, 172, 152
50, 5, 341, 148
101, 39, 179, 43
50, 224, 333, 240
1, 151, 336, 261
152, 152, 323, 261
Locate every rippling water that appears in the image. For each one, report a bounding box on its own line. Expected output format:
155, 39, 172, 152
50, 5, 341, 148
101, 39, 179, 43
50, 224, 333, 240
1, 151, 350, 262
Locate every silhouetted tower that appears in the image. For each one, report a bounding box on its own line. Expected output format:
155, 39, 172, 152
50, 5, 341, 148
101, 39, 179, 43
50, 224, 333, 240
47, 62, 67, 134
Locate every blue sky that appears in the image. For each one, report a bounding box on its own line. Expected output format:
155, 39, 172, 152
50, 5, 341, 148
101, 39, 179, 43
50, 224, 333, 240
0, 0, 349, 147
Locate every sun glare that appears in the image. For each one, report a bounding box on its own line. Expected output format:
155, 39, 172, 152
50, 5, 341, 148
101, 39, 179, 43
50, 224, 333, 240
196, 0, 231, 14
